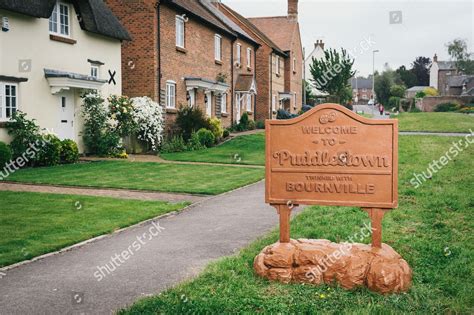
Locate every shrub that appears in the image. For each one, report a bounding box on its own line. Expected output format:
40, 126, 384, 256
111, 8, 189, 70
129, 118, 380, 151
108, 95, 137, 137
256, 120, 265, 129
415, 91, 426, 99
6, 111, 41, 160
160, 135, 187, 153
276, 109, 298, 120
60, 139, 79, 164
223, 129, 230, 138
239, 112, 249, 130
248, 120, 256, 130
343, 103, 353, 111
176, 106, 210, 141
423, 87, 438, 96
388, 96, 401, 109
81, 92, 122, 156
188, 131, 206, 151
434, 102, 461, 112
36, 134, 61, 167
0, 141, 12, 169
196, 128, 215, 148
208, 117, 224, 141
301, 105, 313, 113
390, 85, 406, 98
131, 96, 164, 151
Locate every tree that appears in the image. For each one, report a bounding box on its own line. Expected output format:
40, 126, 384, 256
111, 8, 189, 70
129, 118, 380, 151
446, 38, 474, 74
411, 57, 431, 86
390, 84, 406, 98
396, 65, 417, 88
374, 71, 393, 105
309, 48, 355, 104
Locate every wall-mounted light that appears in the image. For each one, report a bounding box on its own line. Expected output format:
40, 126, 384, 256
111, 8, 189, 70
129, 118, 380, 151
2, 16, 9, 32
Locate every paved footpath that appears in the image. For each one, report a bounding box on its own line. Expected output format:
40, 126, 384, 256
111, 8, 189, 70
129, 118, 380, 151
0, 181, 293, 315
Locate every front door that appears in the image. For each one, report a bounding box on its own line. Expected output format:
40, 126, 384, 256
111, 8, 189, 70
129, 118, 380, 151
57, 91, 75, 140
205, 91, 212, 117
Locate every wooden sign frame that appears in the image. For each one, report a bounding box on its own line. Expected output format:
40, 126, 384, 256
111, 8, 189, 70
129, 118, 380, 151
265, 104, 398, 247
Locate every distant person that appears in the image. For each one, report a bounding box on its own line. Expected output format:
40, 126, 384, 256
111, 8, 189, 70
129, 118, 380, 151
379, 103, 385, 116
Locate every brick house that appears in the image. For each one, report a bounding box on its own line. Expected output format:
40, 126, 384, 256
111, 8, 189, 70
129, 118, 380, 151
105, 0, 259, 129
248, 0, 303, 116
217, 3, 288, 121
429, 54, 458, 96
350, 77, 373, 104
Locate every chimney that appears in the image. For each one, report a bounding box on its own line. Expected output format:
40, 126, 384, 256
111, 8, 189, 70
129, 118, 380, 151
314, 40, 325, 50
433, 54, 438, 63
288, 0, 298, 22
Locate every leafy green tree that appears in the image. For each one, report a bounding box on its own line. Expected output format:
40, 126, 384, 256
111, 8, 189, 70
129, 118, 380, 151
374, 72, 393, 105
390, 84, 406, 98
309, 48, 355, 104
411, 57, 431, 86
446, 38, 474, 74
396, 65, 417, 88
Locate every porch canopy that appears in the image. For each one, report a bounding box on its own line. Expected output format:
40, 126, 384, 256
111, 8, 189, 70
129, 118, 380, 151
279, 92, 293, 101
184, 77, 229, 94
44, 69, 107, 94
235, 74, 257, 94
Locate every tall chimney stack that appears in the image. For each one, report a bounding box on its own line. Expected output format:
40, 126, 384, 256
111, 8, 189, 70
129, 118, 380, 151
288, 0, 298, 22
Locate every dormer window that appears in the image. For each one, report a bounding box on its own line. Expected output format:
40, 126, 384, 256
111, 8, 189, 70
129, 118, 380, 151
49, 2, 70, 37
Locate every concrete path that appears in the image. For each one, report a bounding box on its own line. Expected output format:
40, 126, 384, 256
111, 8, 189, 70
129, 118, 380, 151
353, 104, 389, 119
0, 182, 207, 203
0, 181, 295, 315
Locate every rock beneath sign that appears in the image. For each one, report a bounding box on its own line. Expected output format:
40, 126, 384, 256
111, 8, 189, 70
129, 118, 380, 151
253, 239, 411, 294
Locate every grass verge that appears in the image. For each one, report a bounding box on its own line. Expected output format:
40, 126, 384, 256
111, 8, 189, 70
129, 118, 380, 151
392, 112, 473, 133
120, 136, 474, 314
161, 133, 265, 166
6, 161, 264, 195
0, 191, 188, 267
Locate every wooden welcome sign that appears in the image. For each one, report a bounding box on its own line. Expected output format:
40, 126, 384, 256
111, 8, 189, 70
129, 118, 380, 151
266, 103, 398, 247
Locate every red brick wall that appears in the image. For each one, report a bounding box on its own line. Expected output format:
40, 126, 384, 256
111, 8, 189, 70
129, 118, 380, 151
159, 4, 233, 127
233, 39, 257, 122
419, 96, 470, 112
288, 24, 303, 112
105, 0, 158, 100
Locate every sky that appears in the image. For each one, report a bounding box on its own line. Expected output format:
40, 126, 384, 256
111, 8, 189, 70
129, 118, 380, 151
222, 0, 473, 77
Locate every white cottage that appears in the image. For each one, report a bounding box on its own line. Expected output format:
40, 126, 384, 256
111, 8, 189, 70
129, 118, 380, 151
0, 0, 130, 152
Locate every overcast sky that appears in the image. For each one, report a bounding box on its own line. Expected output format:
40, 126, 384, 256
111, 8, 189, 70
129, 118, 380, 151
222, 0, 473, 77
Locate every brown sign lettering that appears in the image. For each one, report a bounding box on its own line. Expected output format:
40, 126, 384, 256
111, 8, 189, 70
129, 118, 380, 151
266, 104, 398, 209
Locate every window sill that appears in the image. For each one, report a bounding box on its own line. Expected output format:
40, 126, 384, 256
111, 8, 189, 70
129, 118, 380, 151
176, 46, 187, 54
50, 34, 76, 45
221, 113, 229, 117
166, 108, 178, 114
215, 60, 223, 66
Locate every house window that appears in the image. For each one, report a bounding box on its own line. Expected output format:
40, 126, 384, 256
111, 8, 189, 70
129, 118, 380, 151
176, 16, 185, 48
236, 44, 241, 66
166, 81, 176, 109
247, 48, 252, 68
215, 34, 222, 61
90, 65, 99, 79
221, 93, 227, 113
49, 2, 70, 37
276, 56, 280, 75
0, 82, 18, 120
246, 94, 252, 112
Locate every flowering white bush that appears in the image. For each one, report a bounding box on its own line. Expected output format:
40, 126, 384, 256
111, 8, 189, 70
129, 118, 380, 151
130, 97, 164, 151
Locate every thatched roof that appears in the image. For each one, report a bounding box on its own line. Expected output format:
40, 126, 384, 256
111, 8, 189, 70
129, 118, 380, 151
0, 0, 131, 41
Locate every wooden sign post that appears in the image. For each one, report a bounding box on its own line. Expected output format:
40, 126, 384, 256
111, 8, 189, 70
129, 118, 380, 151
265, 104, 398, 247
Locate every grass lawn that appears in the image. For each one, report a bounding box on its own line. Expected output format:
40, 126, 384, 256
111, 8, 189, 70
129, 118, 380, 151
0, 191, 188, 267
120, 135, 474, 314
393, 112, 474, 133
6, 161, 264, 195
161, 133, 265, 166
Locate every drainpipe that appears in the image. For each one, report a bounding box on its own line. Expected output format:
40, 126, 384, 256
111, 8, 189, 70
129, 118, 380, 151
231, 39, 235, 125
269, 51, 273, 119
253, 45, 257, 116
157, 2, 161, 104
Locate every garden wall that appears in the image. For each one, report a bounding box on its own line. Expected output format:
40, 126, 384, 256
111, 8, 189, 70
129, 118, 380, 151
417, 96, 472, 112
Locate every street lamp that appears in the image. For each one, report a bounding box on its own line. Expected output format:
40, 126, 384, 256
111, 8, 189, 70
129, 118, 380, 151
372, 50, 379, 115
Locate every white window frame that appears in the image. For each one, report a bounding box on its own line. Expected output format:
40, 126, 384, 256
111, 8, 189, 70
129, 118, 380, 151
276, 55, 280, 75
272, 94, 276, 112
0, 82, 18, 121
246, 94, 252, 112
166, 81, 176, 109
221, 93, 227, 113
205, 91, 212, 117
175, 15, 185, 48
247, 48, 252, 68
236, 43, 241, 66
90, 65, 99, 79
49, 2, 70, 37
215, 34, 222, 61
